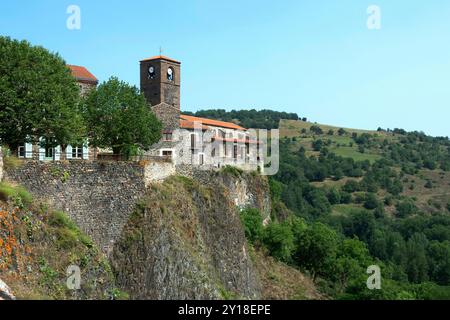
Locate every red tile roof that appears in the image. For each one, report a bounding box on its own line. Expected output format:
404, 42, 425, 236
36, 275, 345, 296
68, 65, 98, 83
179, 119, 210, 130
140, 55, 181, 64
180, 115, 247, 131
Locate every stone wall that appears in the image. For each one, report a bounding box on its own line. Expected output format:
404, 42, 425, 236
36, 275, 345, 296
4, 158, 270, 255
143, 159, 176, 186
4, 161, 147, 254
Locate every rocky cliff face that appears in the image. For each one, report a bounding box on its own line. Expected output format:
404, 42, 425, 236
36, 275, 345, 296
110, 172, 271, 299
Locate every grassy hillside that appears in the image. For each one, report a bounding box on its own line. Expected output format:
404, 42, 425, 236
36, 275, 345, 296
280, 119, 396, 163
279, 119, 450, 213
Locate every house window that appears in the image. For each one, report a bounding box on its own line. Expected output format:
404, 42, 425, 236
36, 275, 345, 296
190, 133, 196, 149
163, 132, 173, 141
72, 146, 83, 159
246, 143, 250, 155
18, 146, 25, 158
233, 145, 238, 159
199, 153, 204, 165
211, 148, 216, 157
162, 150, 173, 157
45, 147, 54, 159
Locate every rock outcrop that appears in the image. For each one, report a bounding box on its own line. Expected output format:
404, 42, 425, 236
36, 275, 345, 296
0, 279, 15, 300
110, 172, 270, 299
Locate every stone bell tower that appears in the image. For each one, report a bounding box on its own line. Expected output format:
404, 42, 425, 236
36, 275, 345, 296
140, 55, 181, 110
140, 55, 181, 130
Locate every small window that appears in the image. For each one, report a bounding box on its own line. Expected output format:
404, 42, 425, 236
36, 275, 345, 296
199, 153, 204, 165
190, 134, 196, 149
162, 150, 173, 157
18, 146, 25, 158
45, 147, 54, 159
72, 146, 83, 159
163, 132, 173, 141
233, 145, 238, 159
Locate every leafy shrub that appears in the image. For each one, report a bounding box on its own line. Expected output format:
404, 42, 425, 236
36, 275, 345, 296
221, 165, 243, 177
240, 208, 263, 244
424, 180, 433, 189
48, 210, 77, 230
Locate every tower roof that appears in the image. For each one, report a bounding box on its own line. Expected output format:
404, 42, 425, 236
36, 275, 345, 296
140, 55, 181, 64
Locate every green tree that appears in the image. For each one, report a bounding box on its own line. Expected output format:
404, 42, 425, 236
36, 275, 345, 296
427, 241, 450, 285
262, 221, 295, 262
327, 188, 341, 205
364, 193, 380, 210
312, 139, 324, 152
83, 77, 162, 157
295, 222, 339, 282
395, 199, 418, 218
334, 238, 372, 292
0, 36, 83, 152
405, 233, 429, 283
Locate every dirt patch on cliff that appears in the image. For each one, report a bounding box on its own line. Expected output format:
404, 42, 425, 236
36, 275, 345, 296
251, 248, 324, 300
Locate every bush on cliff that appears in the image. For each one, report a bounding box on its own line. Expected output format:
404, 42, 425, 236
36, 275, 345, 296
239, 208, 263, 244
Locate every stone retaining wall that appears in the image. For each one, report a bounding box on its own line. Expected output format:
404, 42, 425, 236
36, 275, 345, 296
4, 161, 148, 254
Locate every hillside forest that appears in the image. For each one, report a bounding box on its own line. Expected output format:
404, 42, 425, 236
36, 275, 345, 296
200, 109, 450, 299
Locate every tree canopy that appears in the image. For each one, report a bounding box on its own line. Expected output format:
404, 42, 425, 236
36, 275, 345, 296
0, 36, 83, 150
82, 77, 162, 157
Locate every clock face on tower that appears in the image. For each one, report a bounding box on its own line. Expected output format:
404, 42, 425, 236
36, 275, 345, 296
148, 65, 155, 79
167, 67, 174, 81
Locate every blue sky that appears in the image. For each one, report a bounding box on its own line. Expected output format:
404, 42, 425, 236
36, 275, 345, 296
1, 1, 450, 137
